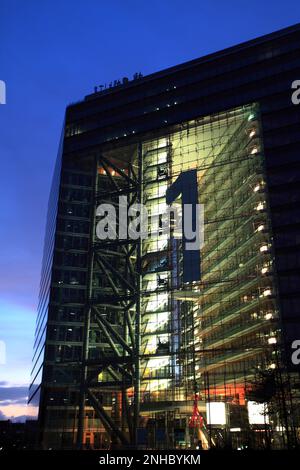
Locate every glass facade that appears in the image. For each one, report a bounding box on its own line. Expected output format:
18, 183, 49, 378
32, 25, 300, 449
138, 104, 283, 449
28, 131, 64, 412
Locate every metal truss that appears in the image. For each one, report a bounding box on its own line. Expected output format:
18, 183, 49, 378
76, 146, 142, 448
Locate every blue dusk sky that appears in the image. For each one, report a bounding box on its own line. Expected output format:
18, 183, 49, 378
0, 0, 300, 420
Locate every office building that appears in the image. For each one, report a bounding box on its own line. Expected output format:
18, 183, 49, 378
29, 24, 300, 449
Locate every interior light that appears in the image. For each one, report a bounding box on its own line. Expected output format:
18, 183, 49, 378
257, 224, 264, 232
248, 401, 268, 424
256, 202, 265, 211
249, 129, 256, 138
206, 402, 226, 425
260, 245, 268, 253
254, 184, 260, 192
268, 337, 277, 344
263, 288, 272, 297
265, 313, 273, 320
261, 266, 268, 274
251, 147, 258, 154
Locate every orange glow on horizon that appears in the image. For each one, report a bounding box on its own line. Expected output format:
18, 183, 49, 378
0, 404, 38, 420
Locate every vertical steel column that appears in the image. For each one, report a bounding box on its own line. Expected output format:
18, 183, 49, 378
134, 143, 143, 445
76, 154, 98, 449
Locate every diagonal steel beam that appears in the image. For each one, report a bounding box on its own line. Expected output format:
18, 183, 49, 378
94, 307, 132, 355
99, 154, 136, 186
98, 253, 135, 293
99, 159, 120, 192
86, 389, 130, 446
95, 257, 131, 311
93, 315, 121, 357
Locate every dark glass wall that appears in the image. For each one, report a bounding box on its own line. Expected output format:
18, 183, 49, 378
62, 25, 300, 370
33, 24, 300, 448
28, 127, 64, 409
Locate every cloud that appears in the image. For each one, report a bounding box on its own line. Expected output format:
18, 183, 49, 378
0, 385, 28, 405
0, 384, 37, 420
11, 415, 36, 423
0, 399, 27, 406
0, 403, 38, 421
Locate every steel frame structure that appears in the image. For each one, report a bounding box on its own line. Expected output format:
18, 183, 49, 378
76, 146, 142, 448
